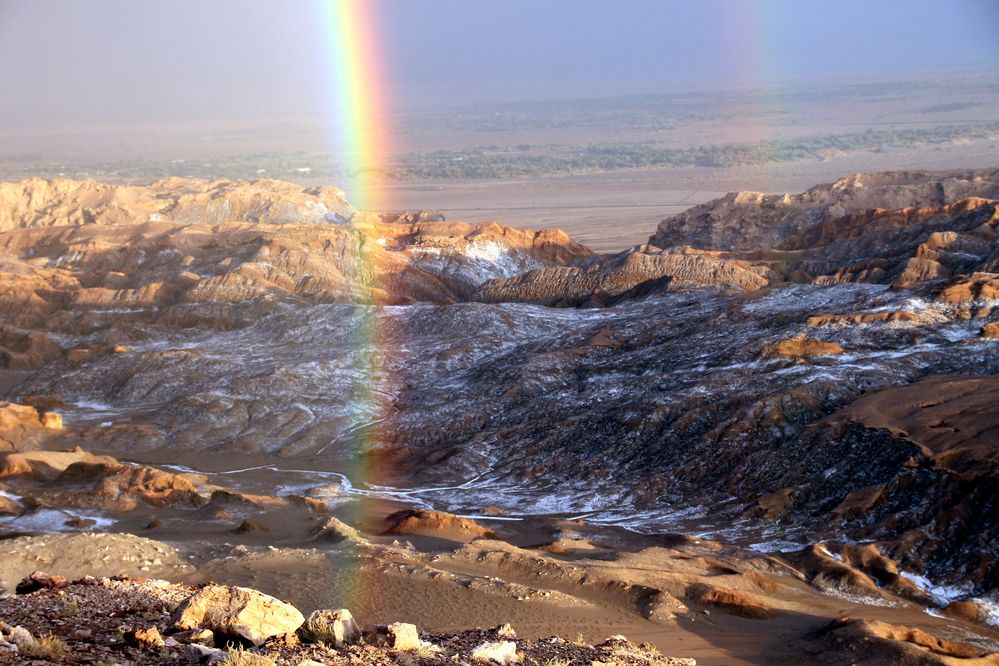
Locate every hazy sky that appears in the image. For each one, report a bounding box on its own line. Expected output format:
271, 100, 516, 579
1, 0, 998, 128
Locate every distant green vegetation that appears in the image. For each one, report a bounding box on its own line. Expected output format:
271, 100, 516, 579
0, 151, 346, 182
396, 121, 999, 179
918, 101, 986, 114
2, 121, 997, 183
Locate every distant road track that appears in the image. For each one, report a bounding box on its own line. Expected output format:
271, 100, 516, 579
438, 202, 694, 213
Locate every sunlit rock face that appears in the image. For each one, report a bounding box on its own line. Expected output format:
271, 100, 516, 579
648, 169, 999, 251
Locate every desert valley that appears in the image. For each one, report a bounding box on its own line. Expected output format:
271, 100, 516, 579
3, 1, 999, 664
0, 168, 997, 664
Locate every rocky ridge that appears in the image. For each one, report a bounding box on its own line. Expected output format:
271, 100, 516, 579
648, 169, 999, 251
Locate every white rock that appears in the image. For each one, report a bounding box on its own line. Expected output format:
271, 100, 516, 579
303, 608, 360, 646
366, 622, 422, 651
471, 640, 521, 664
386, 622, 421, 651
8, 626, 35, 647
495, 623, 516, 638
186, 643, 227, 664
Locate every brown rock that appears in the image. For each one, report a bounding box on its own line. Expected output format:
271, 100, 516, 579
0, 326, 62, 369
176, 271, 202, 287
15, 571, 68, 595
941, 599, 989, 624
87, 463, 204, 511
752, 487, 801, 520
234, 519, 269, 534
38, 412, 62, 429
66, 348, 99, 363
126, 626, 165, 650
765, 337, 844, 360
0, 495, 20, 516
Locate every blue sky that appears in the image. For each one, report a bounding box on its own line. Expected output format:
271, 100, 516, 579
1, 0, 997, 124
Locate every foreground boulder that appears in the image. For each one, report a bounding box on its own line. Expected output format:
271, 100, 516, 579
472, 640, 521, 664
364, 622, 422, 651
171, 584, 304, 646
301, 608, 360, 646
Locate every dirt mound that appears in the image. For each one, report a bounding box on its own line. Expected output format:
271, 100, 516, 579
805, 617, 999, 665
382, 510, 497, 541
685, 583, 776, 619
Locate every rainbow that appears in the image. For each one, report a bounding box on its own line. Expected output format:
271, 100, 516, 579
320, 0, 392, 212
316, 0, 395, 568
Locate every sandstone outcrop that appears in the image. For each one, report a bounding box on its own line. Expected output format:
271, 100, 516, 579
0, 177, 353, 232
650, 169, 999, 251
0, 402, 62, 452
0, 447, 115, 479
764, 336, 845, 360
473, 246, 773, 304
0, 446, 206, 512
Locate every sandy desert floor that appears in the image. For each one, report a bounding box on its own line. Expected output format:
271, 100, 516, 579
2, 511, 998, 665
377, 144, 999, 252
